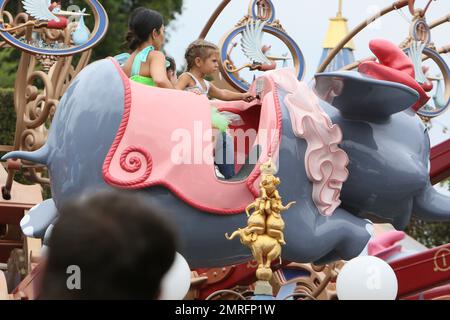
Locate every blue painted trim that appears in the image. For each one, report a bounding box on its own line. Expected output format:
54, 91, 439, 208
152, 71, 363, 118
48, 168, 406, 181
411, 19, 431, 45
251, 0, 275, 23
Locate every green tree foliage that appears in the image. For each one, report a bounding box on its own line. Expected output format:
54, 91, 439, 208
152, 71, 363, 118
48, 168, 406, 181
406, 179, 450, 247
0, 88, 15, 147
406, 217, 450, 248
0, 49, 21, 88
0, 0, 183, 87
446, 178, 450, 191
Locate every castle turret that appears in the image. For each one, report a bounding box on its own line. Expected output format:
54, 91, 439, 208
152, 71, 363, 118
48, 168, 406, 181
318, 0, 355, 72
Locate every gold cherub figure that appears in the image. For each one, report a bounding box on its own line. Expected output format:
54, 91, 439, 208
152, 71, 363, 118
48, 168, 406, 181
226, 158, 296, 284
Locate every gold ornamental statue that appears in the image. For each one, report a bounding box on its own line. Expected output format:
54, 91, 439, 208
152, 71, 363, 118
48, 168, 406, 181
226, 159, 295, 295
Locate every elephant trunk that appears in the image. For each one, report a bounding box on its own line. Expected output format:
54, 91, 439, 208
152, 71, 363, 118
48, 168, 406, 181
225, 230, 241, 240
1, 145, 50, 165
413, 183, 450, 221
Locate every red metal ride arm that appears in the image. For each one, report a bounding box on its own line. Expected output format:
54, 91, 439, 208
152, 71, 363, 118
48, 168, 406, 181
430, 139, 450, 184
391, 243, 450, 299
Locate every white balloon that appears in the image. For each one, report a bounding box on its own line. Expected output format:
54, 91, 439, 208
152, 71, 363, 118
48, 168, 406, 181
337, 256, 398, 300
159, 252, 191, 300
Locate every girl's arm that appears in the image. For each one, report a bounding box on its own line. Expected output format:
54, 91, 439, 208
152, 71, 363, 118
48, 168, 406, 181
149, 51, 174, 89
175, 73, 193, 91
209, 83, 255, 102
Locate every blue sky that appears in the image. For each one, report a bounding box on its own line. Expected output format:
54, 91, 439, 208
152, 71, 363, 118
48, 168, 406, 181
165, 0, 450, 148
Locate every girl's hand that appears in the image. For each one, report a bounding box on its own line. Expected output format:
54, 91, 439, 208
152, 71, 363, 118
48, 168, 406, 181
241, 92, 256, 103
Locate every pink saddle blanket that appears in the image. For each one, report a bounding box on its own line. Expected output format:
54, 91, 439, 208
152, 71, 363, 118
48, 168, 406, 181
102, 58, 282, 214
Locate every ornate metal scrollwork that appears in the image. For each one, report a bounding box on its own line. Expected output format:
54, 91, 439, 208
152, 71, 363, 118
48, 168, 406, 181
217, 0, 304, 92
400, 15, 450, 120
0, 1, 107, 192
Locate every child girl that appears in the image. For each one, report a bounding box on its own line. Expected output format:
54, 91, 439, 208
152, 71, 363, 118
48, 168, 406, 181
176, 40, 255, 179
122, 7, 173, 89
176, 40, 254, 102
165, 56, 178, 85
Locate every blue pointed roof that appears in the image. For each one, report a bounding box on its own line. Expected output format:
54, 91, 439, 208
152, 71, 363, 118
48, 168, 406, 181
318, 1, 355, 72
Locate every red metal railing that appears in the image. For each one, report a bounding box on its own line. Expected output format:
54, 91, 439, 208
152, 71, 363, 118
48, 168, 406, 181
391, 243, 450, 299
430, 140, 450, 184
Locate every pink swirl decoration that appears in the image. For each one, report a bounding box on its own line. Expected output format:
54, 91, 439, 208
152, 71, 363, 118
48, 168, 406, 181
103, 58, 154, 189
269, 69, 349, 216
118, 146, 153, 185
121, 148, 142, 173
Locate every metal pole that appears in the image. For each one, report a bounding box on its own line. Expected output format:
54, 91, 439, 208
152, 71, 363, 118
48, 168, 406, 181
338, 0, 343, 17
429, 13, 450, 29
199, 0, 232, 39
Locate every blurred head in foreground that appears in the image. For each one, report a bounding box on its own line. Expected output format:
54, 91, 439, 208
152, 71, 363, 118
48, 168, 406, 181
40, 190, 177, 300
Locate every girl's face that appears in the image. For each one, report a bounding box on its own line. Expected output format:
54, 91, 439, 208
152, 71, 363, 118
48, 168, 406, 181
152, 25, 165, 50
197, 51, 219, 76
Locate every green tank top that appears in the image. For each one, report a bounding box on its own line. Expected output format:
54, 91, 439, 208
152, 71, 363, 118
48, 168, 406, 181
130, 46, 156, 86
130, 75, 156, 86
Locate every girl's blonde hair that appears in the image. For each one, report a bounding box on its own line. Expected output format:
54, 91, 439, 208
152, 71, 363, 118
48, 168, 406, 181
185, 39, 219, 71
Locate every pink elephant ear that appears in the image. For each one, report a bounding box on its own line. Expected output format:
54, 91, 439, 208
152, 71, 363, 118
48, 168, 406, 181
358, 39, 430, 112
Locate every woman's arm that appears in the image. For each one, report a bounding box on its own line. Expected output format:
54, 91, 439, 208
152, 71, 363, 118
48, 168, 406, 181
209, 83, 255, 102
175, 73, 193, 91
149, 51, 174, 89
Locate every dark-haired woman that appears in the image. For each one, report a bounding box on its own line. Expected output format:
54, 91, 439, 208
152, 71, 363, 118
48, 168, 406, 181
122, 8, 173, 88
